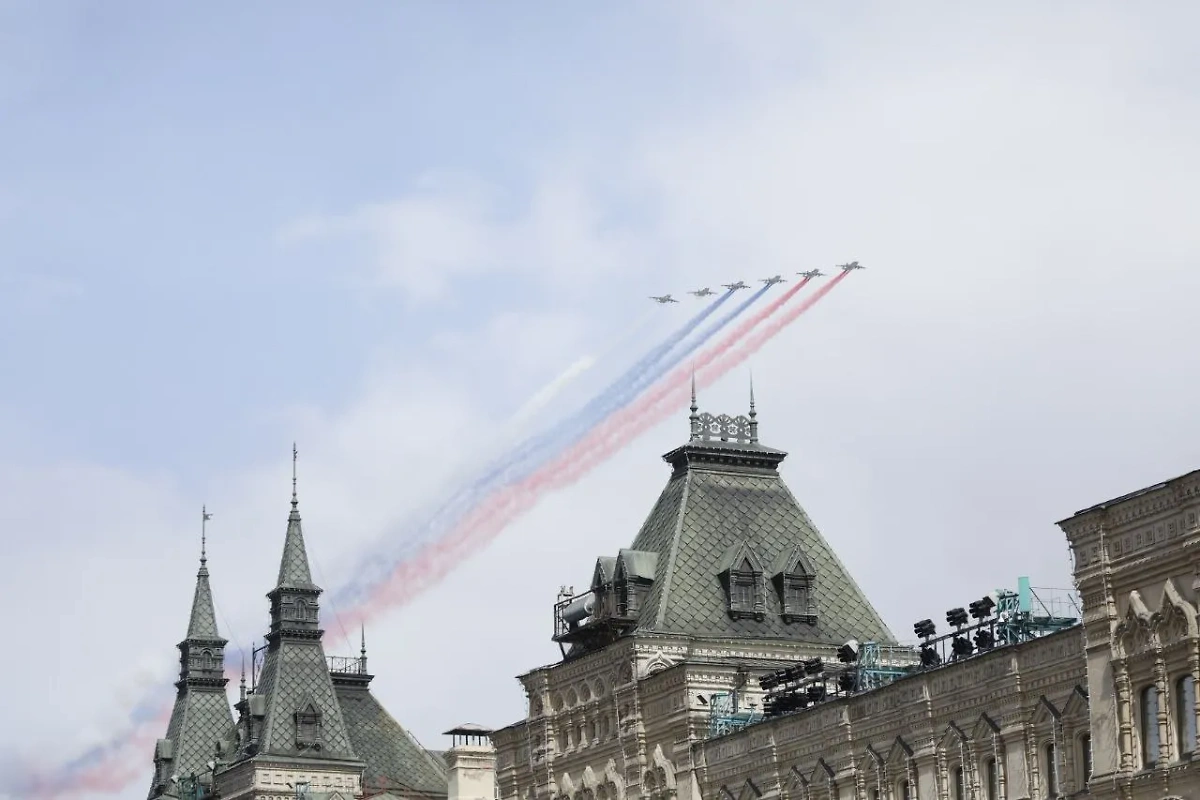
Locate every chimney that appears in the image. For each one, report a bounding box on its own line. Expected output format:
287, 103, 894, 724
444, 724, 497, 800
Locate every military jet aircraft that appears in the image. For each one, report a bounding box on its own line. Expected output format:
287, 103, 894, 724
649, 294, 679, 304
798, 269, 825, 279
689, 287, 715, 298
722, 281, 749, 291
760, 274, 787, 285
838, 261, 865, 271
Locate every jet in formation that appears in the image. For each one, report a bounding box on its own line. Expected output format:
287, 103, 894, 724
839, 261, 865, 271
798, 269, 825, 279
689, 287, 715, 298
760, 274, 787, 286
649, 294, 679, 304
723, 281, 749, 291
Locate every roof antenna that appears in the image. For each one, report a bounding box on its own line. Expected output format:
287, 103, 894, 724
201, 505, 212, 568
748, 369, 759, 444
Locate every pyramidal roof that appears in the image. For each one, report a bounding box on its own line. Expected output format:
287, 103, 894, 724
624, 400, 895, 645
276, 492, 317, 590
188, 556, 221, 640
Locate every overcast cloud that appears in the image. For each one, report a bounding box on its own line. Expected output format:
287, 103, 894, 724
2, 3, 1199, 798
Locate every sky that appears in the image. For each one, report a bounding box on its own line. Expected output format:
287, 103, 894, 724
3, 1, 1200, 796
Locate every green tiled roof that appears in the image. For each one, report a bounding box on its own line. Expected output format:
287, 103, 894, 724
277, 501, 317, 590
626, 437, 895, 645
336, 683, 448, 797
187, 563, 220, 640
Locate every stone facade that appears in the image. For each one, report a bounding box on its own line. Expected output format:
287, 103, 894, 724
493, 422, 1200, 800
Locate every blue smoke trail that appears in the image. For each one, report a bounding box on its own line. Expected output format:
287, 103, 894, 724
332, 294, 734, 606
335, 287, 774, 608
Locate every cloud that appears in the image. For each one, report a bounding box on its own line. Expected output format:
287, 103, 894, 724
8, 5, 1200, 797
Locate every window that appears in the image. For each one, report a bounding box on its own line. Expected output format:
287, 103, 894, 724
731, 579, 754, 607
725, 558, 761, 619
294, 702, 322, 749
1044, 742, 1057, 797
1079, 734, 1092, 785
1177, 675, 1196, 757
1142, 685, 1161, 766
984, 758, 997, 800
953, 766, 964, 800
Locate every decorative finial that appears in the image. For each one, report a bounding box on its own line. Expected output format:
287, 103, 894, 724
361, 623, 367, 658
689, 367, 701, 440
201, 505, 212, 567
748, 370, 759, 444
240, 655, 247, 701
291, 442, 299, 507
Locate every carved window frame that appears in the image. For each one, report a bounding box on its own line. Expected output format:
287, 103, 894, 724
295, 703, 324, 750
724, 558, 765, 621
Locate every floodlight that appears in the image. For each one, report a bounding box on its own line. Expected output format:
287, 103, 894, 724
837, 640, 860, 663
697, 694, 708, 705
914, 619, 936, 639
951, 636, 973, 659
946, 607, 968, 628
969, 596, 996, 620
919, 646, 941, 668
837, 672, 856, 693
803, 658, 824, 676
973, 629, 995, 650
806, 684, 826, 703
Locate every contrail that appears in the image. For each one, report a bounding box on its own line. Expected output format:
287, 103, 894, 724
352, 273, 853, 624
15, 276, 847, 797
334, 292, 741, 608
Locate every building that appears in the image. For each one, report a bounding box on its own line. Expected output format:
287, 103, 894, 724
147, 476, 456, 800
492, 395, 1200, 800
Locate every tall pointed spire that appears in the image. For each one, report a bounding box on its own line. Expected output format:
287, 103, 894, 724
748, 370, 759, 443
187, 506, 220, 639
277, 443, 316, 590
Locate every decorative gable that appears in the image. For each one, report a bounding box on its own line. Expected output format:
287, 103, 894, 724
770, 544, 817, 624
294, 696, 324, 751
718, 541, 767, 621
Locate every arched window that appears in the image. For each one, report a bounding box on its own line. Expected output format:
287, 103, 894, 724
1177, 675, 1196, 757
952, 766, 964, 800
984, 758, 998, 800
1044, 742, 1057, 797
1142, 685, 1161, 767
200, 650, 213, 671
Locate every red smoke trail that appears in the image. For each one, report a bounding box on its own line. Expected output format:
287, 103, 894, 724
37, 273, 849, 800
354, 273, 852, 620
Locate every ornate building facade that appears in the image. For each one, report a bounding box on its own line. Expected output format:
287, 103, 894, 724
492, 397, 1200, 800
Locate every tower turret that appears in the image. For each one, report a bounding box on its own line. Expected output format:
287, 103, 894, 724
148, 507, 236, 800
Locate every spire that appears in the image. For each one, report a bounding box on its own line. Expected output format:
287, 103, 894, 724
688, 367, 701, 440
240, 655, 247, 702
277, 443, 316, 590
187, 507, 221, 639
200, 505, 210, 567
748, 370, 759, 443
360, 624, 368, 672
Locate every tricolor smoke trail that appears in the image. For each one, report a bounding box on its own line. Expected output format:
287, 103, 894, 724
15, 273, 850, 798
336, 290, 752, 608
348, 272, 851, 626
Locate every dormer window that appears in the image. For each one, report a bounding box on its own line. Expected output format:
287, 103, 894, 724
718, 543, 766, 621
771, 545, 817, 624
295, 701, 323, 750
